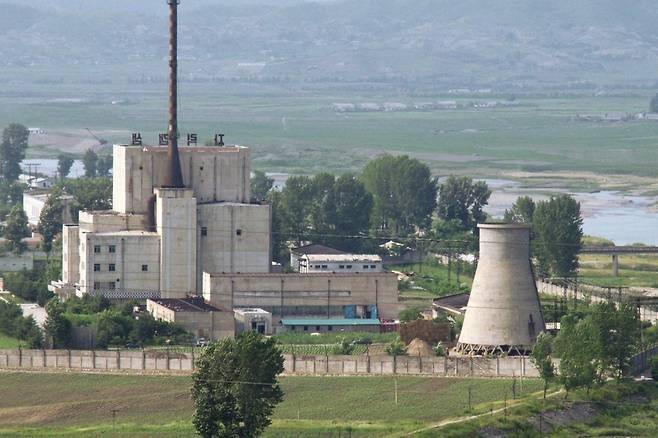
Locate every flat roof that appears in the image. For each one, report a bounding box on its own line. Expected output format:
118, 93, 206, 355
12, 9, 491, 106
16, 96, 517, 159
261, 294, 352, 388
207, 272, 396, 278
149, 297, 222, 312
92, 231, 159, 237
290, 244, 346, 256
304, 254, 382, 263
433, 293, 470, 314
281, 318, 380, 326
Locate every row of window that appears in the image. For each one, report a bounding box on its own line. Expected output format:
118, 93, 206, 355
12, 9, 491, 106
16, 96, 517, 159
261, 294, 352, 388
94, 245, 116, 253
200, 227, 243, 237
291, 325, 334, 332
93, 264, 149, 272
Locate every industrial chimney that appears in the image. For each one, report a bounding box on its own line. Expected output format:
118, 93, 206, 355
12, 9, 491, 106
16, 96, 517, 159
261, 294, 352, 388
456, 224, 545, 356
163, 0, 184, 188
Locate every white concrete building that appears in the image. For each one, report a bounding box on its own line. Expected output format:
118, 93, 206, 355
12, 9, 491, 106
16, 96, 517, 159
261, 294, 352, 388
299, 254, 383, 273
50, 144, 272, 300
23, 191, 75, 227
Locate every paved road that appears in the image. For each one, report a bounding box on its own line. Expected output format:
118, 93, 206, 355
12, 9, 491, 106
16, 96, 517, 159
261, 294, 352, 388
20, 303, 47, 328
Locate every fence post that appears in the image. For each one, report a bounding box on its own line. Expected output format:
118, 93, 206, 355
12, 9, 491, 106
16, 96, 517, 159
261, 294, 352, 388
142, 349, 146, 370
68, 349, 72, 369
496, 356, 500, 376
393, 355, 397, 374
292, 353, 296, 373
91, 349, 96, 369
117, 350, 121, 370
18, 347, 22, 368
470, 357, 474, 376
42, 349, 46, 368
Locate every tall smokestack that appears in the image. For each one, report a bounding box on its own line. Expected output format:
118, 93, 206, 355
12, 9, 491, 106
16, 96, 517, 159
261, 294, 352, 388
163, 0, 184, 188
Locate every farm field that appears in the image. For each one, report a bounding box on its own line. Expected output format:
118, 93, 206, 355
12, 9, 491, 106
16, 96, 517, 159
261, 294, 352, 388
579, 253, 658, 288
0, 372, 544, 437
3, 78, 658, 183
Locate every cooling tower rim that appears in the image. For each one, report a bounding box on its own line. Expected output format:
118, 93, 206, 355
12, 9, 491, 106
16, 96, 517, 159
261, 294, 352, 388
478, 223, 531, 230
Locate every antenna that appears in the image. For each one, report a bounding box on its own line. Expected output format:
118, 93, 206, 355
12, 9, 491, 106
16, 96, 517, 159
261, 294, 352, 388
163, 0, 184, 188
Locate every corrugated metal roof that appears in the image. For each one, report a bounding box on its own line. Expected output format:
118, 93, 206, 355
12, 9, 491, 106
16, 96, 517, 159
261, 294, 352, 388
281, 318, 380, 326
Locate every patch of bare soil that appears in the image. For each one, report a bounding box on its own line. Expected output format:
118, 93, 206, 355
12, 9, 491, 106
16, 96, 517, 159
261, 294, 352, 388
527, 401, 598, 433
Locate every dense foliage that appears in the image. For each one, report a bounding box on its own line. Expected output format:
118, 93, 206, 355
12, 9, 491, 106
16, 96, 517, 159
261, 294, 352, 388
250, 170, 274, 202
192, 332, 284, 438
3, 204, 30, 254
436, 175, 491, 233
533, 195, 583, 278
362, 155, 437, 234
0, 300, 42, 348
3, 259, 60, 305
0, 123, 29, 181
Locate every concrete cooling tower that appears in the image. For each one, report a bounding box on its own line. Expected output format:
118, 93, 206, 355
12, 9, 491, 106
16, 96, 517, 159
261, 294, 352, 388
456, 224, 545, 356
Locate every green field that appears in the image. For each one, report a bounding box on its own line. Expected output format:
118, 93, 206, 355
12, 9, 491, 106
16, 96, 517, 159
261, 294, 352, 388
0, 372, 544, 437
0, 333, 20, 349
4, 80, 658, 181
579, 253, 658, 288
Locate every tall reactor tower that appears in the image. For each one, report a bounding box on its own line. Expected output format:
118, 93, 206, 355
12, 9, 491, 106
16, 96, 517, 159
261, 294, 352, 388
456, 224, 545, 356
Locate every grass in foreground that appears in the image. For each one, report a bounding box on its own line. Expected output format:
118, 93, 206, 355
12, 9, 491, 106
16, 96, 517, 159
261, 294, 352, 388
0, 333, 20, 349
0, 372, 543, 437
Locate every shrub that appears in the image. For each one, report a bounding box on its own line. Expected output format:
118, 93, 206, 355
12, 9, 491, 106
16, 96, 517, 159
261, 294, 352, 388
385, 339, 407, 356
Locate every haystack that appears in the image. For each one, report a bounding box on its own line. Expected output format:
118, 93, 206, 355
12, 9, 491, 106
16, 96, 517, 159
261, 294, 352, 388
406, 338, 434, 356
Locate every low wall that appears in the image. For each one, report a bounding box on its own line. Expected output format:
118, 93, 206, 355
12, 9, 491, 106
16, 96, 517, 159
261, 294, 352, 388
0, 349, 539, 377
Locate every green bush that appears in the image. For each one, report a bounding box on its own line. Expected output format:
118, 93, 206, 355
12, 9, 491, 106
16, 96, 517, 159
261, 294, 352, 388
385, 339, 407, 356
649, 356, 658, 381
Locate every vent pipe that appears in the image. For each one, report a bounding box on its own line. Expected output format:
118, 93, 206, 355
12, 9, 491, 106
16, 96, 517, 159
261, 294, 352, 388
163, 0, 184, 188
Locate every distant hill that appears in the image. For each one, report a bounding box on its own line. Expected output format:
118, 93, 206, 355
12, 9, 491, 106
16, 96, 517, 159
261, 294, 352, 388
3, 0, 658, 87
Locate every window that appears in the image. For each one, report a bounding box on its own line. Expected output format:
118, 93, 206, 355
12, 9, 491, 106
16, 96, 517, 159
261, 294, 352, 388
339, 265, 345, 269
107, 282, 116, 290
346, 265, 353, 269
236, 229, 242, 236
94, 245, 101, 253
109, 245, 116, 253
328, 325, 333, 331
109, 263, 116, 272
315, 326, 320, 331
321, 265, 328, 269
201, 227, 208, 237
314, 265, 321, 269
93, 264, 101, 272
363, 265, 369, 269
142, 264, 148, 272
303, 326, 308, 331
371, 265, 376, 269
291, 326, 296, 331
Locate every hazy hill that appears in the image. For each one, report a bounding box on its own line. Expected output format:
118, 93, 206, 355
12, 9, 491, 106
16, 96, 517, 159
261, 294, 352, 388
3, 0, 658, 87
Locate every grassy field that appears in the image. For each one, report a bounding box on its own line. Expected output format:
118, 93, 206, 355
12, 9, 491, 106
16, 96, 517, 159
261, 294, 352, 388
579, 253, 658, 288
0, 333, 20, 349
3, 80, 658, 180
0, 372, 544, 437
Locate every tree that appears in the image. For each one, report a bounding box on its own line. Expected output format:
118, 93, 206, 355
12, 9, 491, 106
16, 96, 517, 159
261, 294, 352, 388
436, 176, 491, 232
361, 155, 437, 234
553, 313, 598, 397
250, 170, 274, 202
533, 195, 583, 278
0, 123, 29, 181
267, 190, 289, 265
279, 175, 318, 245
0, 300, 42, 348
97, 155, 113, 177
192, 332, 284, 438
82, 149, 98, 177
44, 298, 72, 349
57, 154, 75, 179
38, 189, 64, 253
399, 305, 424, 322
59, 177, 112, 211
650, 93, 658, 113
4, 204, 29, 254
504, 196, 535, 224
314, 174, 373, 251
530, 332, 555, 398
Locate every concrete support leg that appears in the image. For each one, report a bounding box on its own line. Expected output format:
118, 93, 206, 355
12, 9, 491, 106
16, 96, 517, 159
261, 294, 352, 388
612, 254, 619, 277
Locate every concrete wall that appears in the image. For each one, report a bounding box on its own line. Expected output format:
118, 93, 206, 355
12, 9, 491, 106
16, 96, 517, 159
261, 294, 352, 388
79, 232, 160, 296
203, 272, 401, 321
197, 203, 271, 292
156, 188, 197, 298
0, 349, 538, 377
113, 145, 251, 215
62, 225, 79, 283
0, 253, 34, 272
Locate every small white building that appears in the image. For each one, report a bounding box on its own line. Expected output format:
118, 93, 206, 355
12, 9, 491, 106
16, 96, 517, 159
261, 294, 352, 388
19, 175, 54, 190
234, 308, 272, 335
23, 191, 75, 227
299, 254, 383, 273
